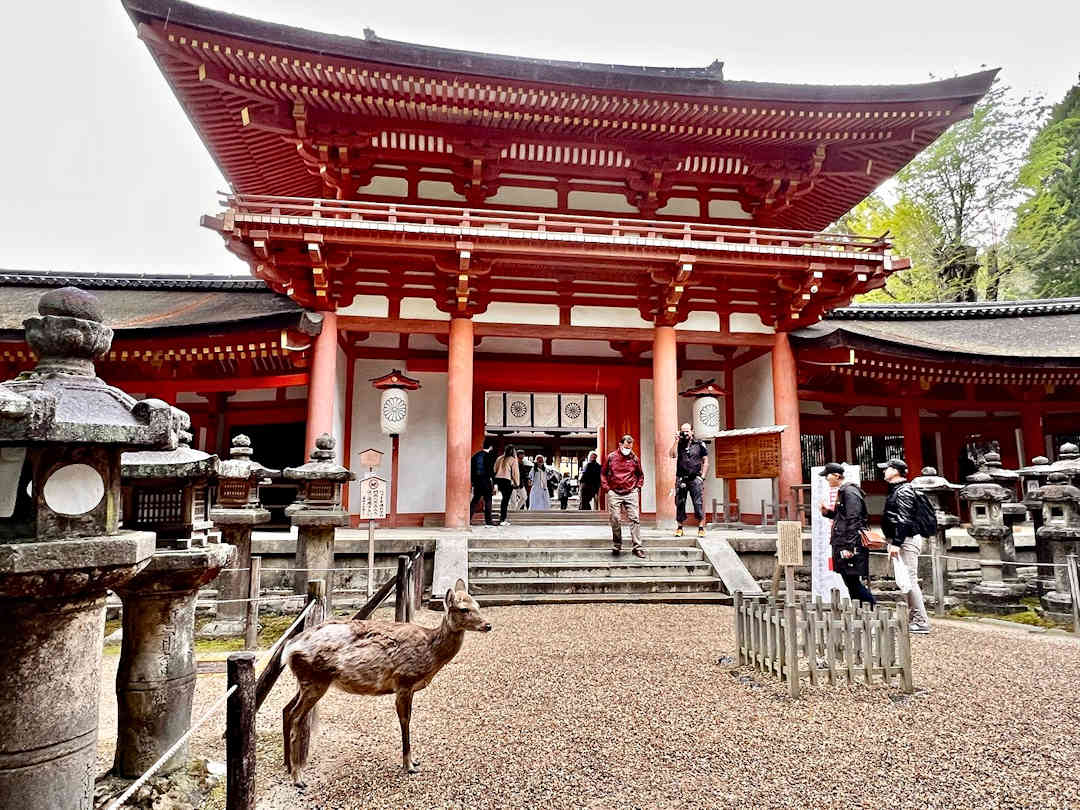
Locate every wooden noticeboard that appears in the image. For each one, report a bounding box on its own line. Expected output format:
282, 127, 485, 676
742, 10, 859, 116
713, 432, 781, 479
358, 475, 388, 520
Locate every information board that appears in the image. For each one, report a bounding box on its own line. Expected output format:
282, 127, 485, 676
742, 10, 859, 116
712, 433, 781, 479
358, 475, 387, 520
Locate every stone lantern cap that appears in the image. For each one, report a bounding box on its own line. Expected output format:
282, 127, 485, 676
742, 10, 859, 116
217, 434, 280, 483
960, 471, 1012, 503
0, 287, 182, 449
1017, 456, 1053, 478
1036, 472, 1080, 504
1048, 443, 1080, 478
910, 466, 962, 494
283, 434, 355, 483
980, 451, 1019, 487
121, 423, 218, 483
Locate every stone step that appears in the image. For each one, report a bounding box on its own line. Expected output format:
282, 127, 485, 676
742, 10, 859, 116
469, 560, 715, 579
467, 575, 723, 596
467, 592, 734, 607
468, 546, 704, 562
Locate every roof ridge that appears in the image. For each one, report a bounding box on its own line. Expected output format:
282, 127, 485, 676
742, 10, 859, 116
0, 270, 267, 292
826, 298, 1080, 320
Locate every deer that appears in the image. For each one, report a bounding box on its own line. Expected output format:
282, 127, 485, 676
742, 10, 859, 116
279, 578, 492, 785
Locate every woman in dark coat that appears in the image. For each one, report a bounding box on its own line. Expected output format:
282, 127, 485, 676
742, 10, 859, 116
819, 462, 876, 607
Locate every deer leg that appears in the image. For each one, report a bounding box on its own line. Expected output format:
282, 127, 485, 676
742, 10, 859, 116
282, 689, 302, 772
286, 681, 329, 787
395, 689, 420, 773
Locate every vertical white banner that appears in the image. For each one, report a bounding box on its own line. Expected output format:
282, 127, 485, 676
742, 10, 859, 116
810, 463, 861, 601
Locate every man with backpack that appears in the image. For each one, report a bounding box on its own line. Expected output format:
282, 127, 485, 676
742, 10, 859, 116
879, 458, 935, 634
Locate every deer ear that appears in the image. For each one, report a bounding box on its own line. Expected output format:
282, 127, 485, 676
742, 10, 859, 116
454, 578, 466, 593
444, 587, 455, 610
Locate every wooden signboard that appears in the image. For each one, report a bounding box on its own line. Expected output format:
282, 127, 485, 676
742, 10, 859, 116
358, 475, 388, 520
713, 432, 781, 479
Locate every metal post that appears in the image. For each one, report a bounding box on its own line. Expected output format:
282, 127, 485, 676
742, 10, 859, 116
367, 519, 376, 598
244, 556, 261, 650
225, 653, 256, 810
931, 536, 946, 618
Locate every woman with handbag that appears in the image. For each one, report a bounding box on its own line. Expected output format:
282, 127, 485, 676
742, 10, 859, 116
819, 462, 877, 608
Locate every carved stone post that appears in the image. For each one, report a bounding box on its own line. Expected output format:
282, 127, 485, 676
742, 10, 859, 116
1035, 472, 1080, 621
960, 471, 1025, 613
0, 288, 181, 809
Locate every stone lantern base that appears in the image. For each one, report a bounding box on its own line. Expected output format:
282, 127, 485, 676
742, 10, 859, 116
199, 508, 269, 638
112, 543, 234, 778
290, 510, 349, 609
0, 531, 154, 810
969, 581, 1028, 614
1040, 590, 1074, 624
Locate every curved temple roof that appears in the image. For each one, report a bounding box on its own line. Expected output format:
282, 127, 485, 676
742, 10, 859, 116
121, 0, 997, 231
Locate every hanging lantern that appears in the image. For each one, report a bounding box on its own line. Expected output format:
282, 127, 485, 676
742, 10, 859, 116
679, 378, 726, 440
370, 369, 422, 436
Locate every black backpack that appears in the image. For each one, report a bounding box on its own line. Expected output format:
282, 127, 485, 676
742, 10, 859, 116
912, 488, 938, 537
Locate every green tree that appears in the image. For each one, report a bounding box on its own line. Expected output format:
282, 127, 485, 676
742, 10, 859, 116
842, 82, 1044, 303
1010, 79, 1080, 297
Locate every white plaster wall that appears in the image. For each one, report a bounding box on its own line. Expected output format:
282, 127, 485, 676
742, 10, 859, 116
476, 337, 542, 354
354, 333, 400, 348
487, 186, 558, 208
733, 352, 775, 513
799, 400, 830, 415
474, 302, 559, 325
572, 306, 651, 329
416, 180, 467, 202
230, 388, 276, 403
400, 298, 449, 321
336, 295, 389, 317
286, 385, 308, 400
397, 369, 448, 514
551, 339, 621, 358
708, 199, 753, 220
356, 176, 407, 197
176, 392, 208, 403
848, 405, 889, 418
676, 311, 721, 331
656, 197, 700, 217
345, 359, 392, 507
567, 190, 637, 213
729, 313, 775, 334
409, 334, 447, 353
639, 379, 656, 513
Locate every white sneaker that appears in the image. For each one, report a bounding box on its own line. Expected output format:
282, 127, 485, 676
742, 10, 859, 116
909, 623, 930, 635
499, 520, 511, 526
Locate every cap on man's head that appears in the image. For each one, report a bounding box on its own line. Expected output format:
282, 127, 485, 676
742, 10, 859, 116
819, 462, 845, 477
877, 458, 908, 475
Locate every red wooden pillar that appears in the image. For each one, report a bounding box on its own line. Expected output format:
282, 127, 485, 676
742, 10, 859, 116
901, 398, 923, 475
771, 333, 801, 519
305, 310, 338, 454
1021, 405, 1044, 465
445, 317, 474, 529
653, 325, 677, 529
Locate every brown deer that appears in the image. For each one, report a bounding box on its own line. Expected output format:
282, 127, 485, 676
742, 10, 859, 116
280, 578, 492, 784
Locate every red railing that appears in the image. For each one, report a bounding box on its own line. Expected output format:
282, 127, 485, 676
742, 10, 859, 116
220, 193, 890, 256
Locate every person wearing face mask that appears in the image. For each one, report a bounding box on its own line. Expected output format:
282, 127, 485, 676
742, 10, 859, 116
669, 422, 709, 538
601, 435, 646, 558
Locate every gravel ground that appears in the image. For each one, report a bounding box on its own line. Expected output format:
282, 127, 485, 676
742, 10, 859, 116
97, 606, 1080, 809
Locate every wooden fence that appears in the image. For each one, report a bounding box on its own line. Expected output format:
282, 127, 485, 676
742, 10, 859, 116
734, 590, 914, 698
224, 547, 426, 809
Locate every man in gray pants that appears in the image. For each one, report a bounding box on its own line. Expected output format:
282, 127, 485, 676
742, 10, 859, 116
880, 458, 931, 634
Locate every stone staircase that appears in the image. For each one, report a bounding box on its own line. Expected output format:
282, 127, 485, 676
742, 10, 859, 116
466, 536, 731, 606
424, 509, 610, 528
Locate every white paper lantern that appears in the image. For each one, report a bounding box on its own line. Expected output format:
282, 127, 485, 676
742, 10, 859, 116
380, 387, 409, 435
692, 396, 721, 439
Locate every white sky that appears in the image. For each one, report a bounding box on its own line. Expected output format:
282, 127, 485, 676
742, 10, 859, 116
0, 0, 1075, 277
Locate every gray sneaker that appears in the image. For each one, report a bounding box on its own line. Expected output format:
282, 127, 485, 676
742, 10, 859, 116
909, 622, 930, 635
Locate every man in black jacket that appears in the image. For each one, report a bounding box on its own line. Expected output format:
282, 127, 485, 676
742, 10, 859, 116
879, 458, 931, 634
469, 445, 496, 527
578, 451, 602, 510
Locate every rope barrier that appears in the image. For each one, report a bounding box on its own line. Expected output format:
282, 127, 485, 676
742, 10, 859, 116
105, 684, 238, 810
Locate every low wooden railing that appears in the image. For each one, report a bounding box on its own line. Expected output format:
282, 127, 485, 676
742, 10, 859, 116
221, 192, 889, 255
734, 590, 914, 698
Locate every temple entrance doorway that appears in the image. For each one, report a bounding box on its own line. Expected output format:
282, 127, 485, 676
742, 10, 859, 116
480, 390, 608, 523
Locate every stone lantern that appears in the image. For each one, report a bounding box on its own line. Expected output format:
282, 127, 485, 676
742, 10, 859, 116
1049, 442, 1080, 486
1017, 454, 1055, 585
0, 287, 182, 809
284, 433, 355, 608
960, 471, 1026, 611
679, 378, 724, 440
979, 452, 1027, 578
1035, 471, 1080, 621
201, 434, 280, 637
910, 465, 962, 581
371, 368, 422, 436
112, 425, 234, 778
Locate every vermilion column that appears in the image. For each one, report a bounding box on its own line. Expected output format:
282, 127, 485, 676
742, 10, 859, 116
771, 333, 802, 519
445, 316, 474, 529
305, 310, 338, 454
653, 325, 677, 529
901, 398, 924, 474
1021, 405, 1044, 465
